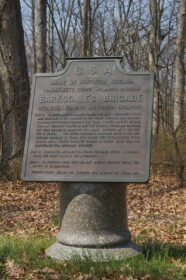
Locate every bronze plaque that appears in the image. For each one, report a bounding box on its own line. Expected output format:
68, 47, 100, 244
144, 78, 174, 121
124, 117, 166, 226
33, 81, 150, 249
22, 57, 153, 182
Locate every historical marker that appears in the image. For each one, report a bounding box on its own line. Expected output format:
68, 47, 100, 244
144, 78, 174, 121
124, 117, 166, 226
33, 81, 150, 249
22, 57, 154, 261
22, 57, 153, 182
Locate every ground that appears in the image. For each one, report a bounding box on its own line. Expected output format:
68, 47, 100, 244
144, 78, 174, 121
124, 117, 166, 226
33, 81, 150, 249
0, 176, 185, 279
0, 176, 185, 245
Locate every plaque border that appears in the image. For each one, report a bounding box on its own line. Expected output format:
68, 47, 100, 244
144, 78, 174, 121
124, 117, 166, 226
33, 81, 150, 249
21, 57, 154, 183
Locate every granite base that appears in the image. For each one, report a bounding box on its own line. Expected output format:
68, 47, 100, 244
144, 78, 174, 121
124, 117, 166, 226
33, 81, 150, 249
46, 241, 142, 262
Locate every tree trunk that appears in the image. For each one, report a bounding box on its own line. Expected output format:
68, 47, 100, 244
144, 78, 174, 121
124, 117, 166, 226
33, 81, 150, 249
47, 0, 67, 69
48, 0, 54, 72
174, 0, 186, 131
0, 0, 30, 179
61, 47, 66, 69
82, 0, 89, 57
87, 0, 92, 57
37, 0, 47, 72
32, 0, 37, 74
149, 0, 161, 139
0, 91, 2, 162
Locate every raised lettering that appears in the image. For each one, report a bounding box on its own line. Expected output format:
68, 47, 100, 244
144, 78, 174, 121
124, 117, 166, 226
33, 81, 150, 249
89, 65, 96, 74
104, 65, 111, 74
75, 66, 83, 75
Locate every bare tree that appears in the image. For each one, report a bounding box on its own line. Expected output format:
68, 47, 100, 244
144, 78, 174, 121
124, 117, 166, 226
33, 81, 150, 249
32, 0, 37, 74
0, 0, 30, 178
48, 0, 54, 72
47, 0, 74, 69
117, 0, 148, 70
148, 0, 162, 139
174, 0, 186, 130
37, 0, 47, 72
82, 0, 91, 56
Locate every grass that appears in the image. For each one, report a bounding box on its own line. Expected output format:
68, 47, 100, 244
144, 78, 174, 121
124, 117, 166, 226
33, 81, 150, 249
0, 236, 185, 279
52, 212, 60, 226
0, 236, 55, 268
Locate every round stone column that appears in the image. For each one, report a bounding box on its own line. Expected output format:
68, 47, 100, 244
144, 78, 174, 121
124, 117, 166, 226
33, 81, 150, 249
46, 183, 141, 261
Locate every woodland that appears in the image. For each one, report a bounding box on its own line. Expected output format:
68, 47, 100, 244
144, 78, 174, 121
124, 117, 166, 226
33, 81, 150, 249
0, 1, 185, 279
0, 0, 185, 185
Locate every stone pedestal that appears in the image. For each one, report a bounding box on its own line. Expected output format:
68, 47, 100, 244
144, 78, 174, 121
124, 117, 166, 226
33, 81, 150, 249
46, 183, 141, 261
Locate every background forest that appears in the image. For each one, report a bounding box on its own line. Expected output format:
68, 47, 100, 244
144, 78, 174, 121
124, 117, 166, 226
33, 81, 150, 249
0, 0, 185, 185
0, 1, 185, 279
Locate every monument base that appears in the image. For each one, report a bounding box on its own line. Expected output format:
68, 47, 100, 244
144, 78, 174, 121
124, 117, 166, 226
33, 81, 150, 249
46, 241, 142, 262
46, 183, 142, 262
